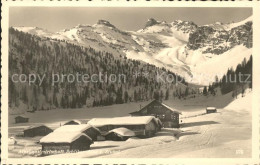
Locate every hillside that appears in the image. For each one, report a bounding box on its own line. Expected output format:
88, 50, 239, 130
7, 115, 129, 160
9, 28, 189, 112
9, 16, 253, 111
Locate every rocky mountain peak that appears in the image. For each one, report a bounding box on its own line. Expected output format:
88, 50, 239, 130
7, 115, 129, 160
97, 19, 116, 28
145, 18, 160, 28
171, 20, 198, 34
187, 17, 252, 54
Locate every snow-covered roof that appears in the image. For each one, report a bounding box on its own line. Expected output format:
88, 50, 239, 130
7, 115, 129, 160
106, 128, 135, 137
88, 116, 157, 127
40, 131, 92, 143
54, 124, 99, 133
64, 120, 81, 125
206, 107, 217, 110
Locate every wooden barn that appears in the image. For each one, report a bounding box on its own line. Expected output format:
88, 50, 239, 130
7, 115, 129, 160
206, 107, 217, 113
24, 125, 53, 137
15, 115, 29, 124
130, 100, 182, 128
88, 116, 159, 138
64, 120, 81, 125
105, 128, 135, 141
54, 124, 100, 141
40, 131, 92, 154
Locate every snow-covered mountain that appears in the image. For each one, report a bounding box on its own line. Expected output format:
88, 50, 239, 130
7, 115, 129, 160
13, 16, 252, 85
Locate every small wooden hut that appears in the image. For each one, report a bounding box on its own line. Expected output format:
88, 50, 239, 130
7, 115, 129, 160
24, 125, 53, 137
54, 124, 100, 141
15, 115, 29, 124
40, 132, 92, 154
105, 128, 135, 141
206, 107, 217, 113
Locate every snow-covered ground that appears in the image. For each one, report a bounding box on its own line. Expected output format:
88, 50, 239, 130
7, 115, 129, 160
8, 91, 252, 158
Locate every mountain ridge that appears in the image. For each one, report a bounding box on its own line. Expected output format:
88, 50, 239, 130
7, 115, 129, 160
12, 16, 252, 85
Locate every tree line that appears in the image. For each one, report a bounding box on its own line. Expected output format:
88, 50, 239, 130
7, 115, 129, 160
9, 28, 190, 111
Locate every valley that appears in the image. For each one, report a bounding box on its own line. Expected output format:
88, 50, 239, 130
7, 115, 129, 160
8, 91, 252, 158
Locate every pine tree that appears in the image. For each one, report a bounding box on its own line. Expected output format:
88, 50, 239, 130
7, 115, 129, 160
184, 87, 189, 97
93, 99, 96, 107
153, 91, 159, 101
203, 86, 208, 96
160, 90, 164, 101
165, 89, 169, 100
124, 91, 129, 103
134, 90, 138, 102
32, 85, 39, 109
21, 87, 28, 104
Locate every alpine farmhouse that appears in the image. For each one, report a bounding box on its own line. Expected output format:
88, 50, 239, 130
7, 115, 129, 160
130, 100, 182, 128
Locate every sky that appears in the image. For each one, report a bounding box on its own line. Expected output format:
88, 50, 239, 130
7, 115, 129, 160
9, 7, 252, 32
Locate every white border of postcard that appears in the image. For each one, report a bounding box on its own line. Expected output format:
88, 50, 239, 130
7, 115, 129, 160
1, 1, 260, 164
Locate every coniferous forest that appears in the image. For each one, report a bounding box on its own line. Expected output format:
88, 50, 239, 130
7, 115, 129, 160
8, 28, 252, 112
9, 28, 189, 111
209, 55, 252, 97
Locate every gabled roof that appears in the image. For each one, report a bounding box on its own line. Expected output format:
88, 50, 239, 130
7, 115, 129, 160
105, 127, 135, 137
88, 116, 158, 127
160, 102, 182, 114
54, 124, 100, 133
64, 120, 82, 125
24, 125, 52, 131
130, 100, 182, 115
206, 107, 217, 110
40, 131, 92, 144
15, 115, 28, 119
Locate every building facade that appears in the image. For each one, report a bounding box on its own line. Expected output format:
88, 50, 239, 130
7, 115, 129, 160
24, 125, 53, 137
88, 116, 159, 138
130, 100, 181, 128
40, 132, 92, 154
15, 116, 29, 124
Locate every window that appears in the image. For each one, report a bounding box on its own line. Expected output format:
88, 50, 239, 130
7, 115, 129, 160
157, 114, 165, 120
171, 114, 178, 121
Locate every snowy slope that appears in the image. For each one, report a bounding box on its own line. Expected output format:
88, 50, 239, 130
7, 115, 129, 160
206, 16, 253, 31
12, 16, 252, 85
14, 27, 67, 40
186, 45, 252, 85
40, 92, 252, 158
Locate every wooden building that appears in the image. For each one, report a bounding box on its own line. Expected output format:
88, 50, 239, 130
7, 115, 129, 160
54, 124, 100, 141
64, 120, 81, 125
40, 131, 92, 154
15, 115, 29, 124
24, 125, 53, 137
129, 100, 182, 128
105, 128, 135, 141
206, 107, 217, 113
88, 116, 159, 138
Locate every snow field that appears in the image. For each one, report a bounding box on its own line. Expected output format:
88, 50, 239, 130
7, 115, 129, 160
8, 92, 252, 158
